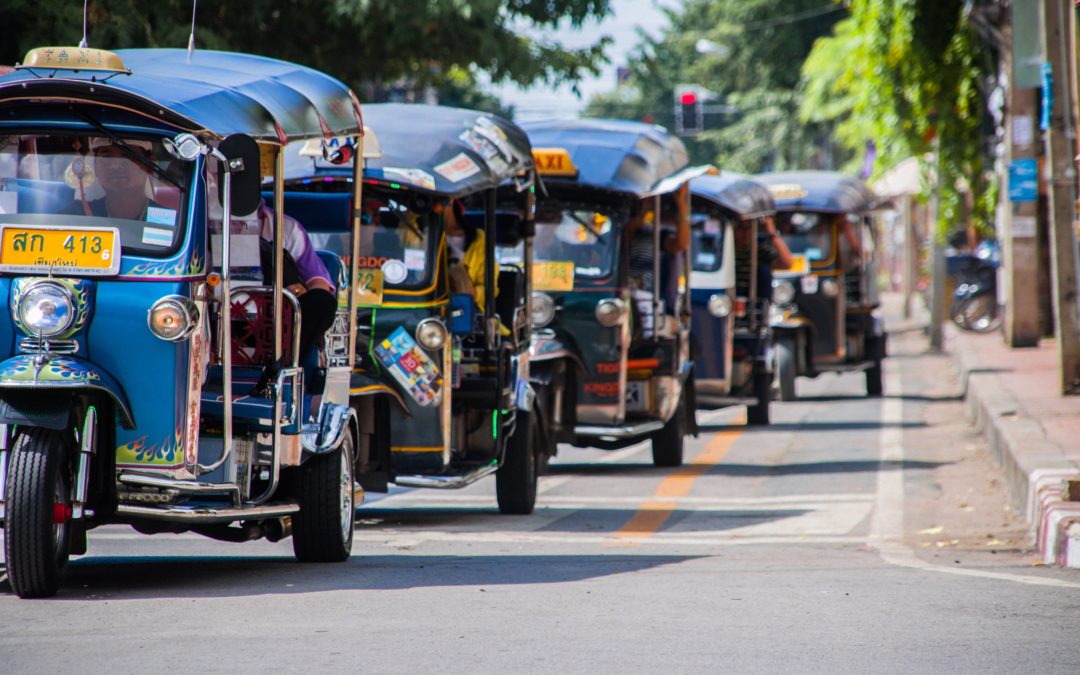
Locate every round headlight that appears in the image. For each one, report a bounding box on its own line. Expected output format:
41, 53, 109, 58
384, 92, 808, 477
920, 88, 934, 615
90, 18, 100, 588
821, 278, 840, 298
595, 298, 626, 327
531, 292, 556, 328
707, 293, 733, 318
415, 318, 448, 350
148, 296, 198, 342
772, 280, 796, 305
18, 281, 75, 338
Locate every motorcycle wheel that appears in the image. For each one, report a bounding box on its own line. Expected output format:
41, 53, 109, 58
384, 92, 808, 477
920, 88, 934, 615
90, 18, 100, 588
497, 408, 539, 514
292, 432, 355, 563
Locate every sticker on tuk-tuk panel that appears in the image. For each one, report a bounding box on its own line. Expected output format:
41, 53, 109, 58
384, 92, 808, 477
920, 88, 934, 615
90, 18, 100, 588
356, 268, 384, 306
381, 259, 407, 284
780, 254, 809, 276
625, 381, 648, 412
766, 183, 808, 200
800, 275, 819, 295
141, 227, 173, 247
146, 206, 177, 227
404, 248, 426, 271
383, 167, 437, 192
374, 326, 441, 407
532, 260, 575, 291
434, 152, 481, 183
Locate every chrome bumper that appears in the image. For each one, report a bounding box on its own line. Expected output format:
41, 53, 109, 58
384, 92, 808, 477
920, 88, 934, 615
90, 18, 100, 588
574, 420, 664, 441
116, 501, 299, 524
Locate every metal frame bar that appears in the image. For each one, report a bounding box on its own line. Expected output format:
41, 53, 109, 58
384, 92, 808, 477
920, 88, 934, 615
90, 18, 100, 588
653, 194, 662, 336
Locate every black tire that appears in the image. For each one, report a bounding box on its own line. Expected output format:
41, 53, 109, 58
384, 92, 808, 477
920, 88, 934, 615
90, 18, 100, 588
4, 428, 74, 598
497, 409, 539, 514
960, 294, 999, 333
747, 367, 771, 426
651, 400, 686, 467
775, 337, 798, 402
865, 336, 884, 397
292, 433, 355, 563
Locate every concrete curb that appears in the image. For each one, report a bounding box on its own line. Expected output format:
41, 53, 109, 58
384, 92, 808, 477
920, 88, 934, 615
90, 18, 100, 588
949, 327, 1080, 567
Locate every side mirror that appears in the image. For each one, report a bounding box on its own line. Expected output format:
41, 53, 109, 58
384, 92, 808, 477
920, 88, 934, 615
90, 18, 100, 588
217, 134, 262, 217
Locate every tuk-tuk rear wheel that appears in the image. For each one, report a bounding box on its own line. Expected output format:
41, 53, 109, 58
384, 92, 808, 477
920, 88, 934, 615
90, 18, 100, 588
747, 368, 771, 426
497, 409, 539, 515
3, 427, 74, 599
291, 433, 355, 563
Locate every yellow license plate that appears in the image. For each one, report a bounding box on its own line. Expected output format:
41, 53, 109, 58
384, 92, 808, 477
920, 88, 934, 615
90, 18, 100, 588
0, 225, 121, 275
533, 260, 575, 292
355, 268, 384, 306
781, 254, 810, 276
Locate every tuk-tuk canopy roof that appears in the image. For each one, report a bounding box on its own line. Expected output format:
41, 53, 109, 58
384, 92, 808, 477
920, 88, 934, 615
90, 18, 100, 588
284, 103, 534, 197
690, 172, 775, 220
522, 118, 693, 198
0, 48, 363, 143
756, 171, 875, 214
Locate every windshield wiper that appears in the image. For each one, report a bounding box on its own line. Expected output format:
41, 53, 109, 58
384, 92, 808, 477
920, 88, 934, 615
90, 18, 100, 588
568, 212, 605, 239
74, 109, 183, 189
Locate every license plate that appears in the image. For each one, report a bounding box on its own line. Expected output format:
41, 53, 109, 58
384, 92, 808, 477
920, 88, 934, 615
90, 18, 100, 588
0, 225, 120, 276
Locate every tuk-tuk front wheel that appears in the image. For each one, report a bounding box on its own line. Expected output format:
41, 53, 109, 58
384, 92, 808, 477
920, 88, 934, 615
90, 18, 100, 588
497, 409, 539, 515
651, 401, 685, 467
4, 428, 74, 598
865, 336, 884, 397
775, 337, 798, 402
292, 433, 355, 563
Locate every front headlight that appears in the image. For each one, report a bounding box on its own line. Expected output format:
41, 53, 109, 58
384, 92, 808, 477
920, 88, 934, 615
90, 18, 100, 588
821, 278, 840, 298
772, 280, 796, 305
595, 298, 627, 327
707, 293, 733, 318
18, 281, 76, 338
148, 296, 199, 342
531, 292, 556, 328
415, 318, 448, 350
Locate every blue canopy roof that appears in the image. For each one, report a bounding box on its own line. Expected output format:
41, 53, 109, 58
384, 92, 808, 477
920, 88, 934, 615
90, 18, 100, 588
0, 48, 362, 143
756, 171, 874, 214
284, 103, 534, 197
522, 118, 691, 197
690, 172, 775, 219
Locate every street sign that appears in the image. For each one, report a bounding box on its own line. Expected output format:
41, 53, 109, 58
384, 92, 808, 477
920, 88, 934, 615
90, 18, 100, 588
1008, 158, 1038, 202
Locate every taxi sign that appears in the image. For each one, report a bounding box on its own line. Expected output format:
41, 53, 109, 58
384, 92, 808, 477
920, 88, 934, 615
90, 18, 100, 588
766, 183, 808, 201
21, 47, 128, 73
532, 148, 578, 177
0, 225, 120, 276
532, 260, 575, 291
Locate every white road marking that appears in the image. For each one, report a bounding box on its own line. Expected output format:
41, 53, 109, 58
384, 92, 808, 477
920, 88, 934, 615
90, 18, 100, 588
870, 358, 1080, 589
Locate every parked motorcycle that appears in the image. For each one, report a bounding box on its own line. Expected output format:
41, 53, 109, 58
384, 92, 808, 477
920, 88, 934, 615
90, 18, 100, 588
948, 239, 999, 333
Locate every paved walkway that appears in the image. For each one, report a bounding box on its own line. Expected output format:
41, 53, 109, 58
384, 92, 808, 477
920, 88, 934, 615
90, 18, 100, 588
941, 313, 1080, 566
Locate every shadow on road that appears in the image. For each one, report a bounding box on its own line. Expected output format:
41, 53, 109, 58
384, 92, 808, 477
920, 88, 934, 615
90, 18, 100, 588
4, 553, 702, 601
702, 459, 944, 477
699, 420, 927, 433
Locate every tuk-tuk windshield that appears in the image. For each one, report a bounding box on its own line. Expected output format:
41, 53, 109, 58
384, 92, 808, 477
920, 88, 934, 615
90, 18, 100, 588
523, 208, 619, 280
357, 200, 436, 289
691, 215, 726, 272
776, 211, 832, 262
0, 134, 190, 257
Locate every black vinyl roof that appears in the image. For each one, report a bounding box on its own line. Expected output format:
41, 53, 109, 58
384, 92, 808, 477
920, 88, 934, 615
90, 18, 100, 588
756, 171, 875, 213
690, 172, 775, 219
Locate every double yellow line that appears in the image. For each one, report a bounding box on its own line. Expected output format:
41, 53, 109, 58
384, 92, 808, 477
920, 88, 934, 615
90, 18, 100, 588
612, 425, 742, 542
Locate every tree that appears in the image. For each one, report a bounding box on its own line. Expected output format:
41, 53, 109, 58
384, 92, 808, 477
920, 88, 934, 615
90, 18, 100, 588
801, 0, 998, 236
585, 0, 845, 172
0, 0, 613, 113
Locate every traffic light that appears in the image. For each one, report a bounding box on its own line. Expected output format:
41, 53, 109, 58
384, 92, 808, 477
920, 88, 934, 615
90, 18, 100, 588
674, 88, 703, 136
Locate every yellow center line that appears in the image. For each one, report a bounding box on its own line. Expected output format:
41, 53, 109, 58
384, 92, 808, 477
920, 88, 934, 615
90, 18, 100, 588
611, 425, 742, 543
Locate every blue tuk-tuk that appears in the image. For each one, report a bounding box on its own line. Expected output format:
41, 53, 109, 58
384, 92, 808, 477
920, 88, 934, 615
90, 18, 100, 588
757, 171, 885, 398
688, 171, 776, 424
279, 103, 542, 514
515, 119, 705, 467
0, 47, 368, 597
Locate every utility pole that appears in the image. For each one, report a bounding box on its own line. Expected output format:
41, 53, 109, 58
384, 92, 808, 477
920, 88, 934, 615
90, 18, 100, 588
1040, 0, 1080, 394
1002, 5, 1042, 347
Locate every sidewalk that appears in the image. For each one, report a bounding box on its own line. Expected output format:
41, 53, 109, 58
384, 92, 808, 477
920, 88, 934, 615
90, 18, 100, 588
942, 319, 1080, 567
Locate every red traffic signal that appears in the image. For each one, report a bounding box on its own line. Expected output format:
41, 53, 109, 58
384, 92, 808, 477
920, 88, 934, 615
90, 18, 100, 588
680, 92, 698, 105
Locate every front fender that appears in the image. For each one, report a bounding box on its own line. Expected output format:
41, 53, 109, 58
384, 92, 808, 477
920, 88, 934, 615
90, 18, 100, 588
529, 334, 586, 371
0, 354, 134, 428
349, 371, 410, 415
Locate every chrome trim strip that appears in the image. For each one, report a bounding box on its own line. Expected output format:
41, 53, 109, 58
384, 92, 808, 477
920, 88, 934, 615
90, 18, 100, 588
72, 407, 95, 519
119, 472, 241, 503
574, 420, 664, 439
394, 463, 499, 490
18, 338, 78, 355
116, 501, 299, 523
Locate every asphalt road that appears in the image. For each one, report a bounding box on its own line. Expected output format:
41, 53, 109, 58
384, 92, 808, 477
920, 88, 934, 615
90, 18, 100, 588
2, 314, 1079, 673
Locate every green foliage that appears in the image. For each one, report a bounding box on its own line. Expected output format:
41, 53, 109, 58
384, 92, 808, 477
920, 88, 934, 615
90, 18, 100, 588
584, 0, 844, 172
0, 0, 612, 111
801, 0, 997, 238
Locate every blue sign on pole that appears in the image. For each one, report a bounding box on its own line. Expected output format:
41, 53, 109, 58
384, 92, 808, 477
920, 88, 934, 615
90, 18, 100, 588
1041, 62, 1053, 131
1008, 158, 1038, 202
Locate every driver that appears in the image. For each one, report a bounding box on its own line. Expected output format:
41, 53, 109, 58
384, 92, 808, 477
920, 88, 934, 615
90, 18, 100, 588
64, 138, 165, 219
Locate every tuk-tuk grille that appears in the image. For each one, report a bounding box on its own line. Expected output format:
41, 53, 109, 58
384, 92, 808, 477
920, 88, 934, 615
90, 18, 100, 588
18, 337, 78, 355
